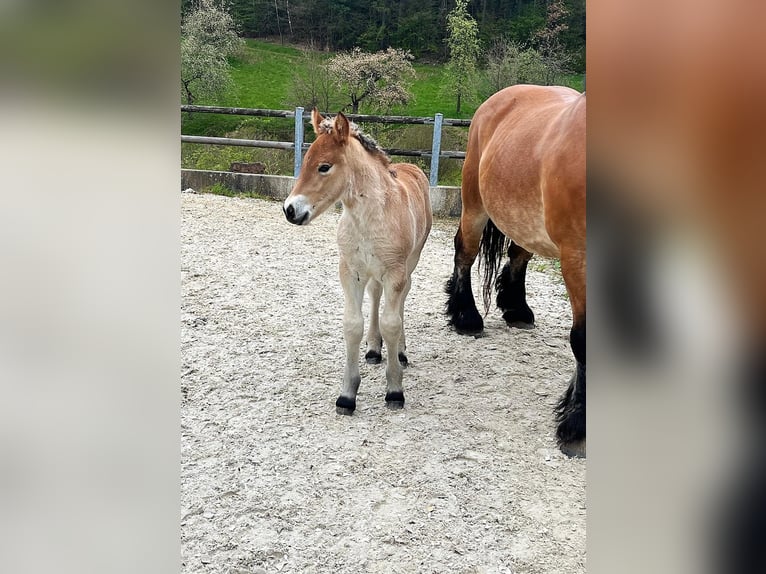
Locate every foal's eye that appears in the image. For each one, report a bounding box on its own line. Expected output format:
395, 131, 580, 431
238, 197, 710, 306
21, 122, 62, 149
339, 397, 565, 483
318, 164, 332, 174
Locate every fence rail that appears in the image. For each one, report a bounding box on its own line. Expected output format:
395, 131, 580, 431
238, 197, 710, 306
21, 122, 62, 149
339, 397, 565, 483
181, 105, 471, 185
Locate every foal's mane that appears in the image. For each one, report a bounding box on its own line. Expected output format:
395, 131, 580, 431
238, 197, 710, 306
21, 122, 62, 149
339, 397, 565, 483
318, 116, 392, 168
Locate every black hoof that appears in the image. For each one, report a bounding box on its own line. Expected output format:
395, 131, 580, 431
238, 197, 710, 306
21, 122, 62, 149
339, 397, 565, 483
559, 439, 586, 458
555, 411, 585, 454
451, 310, 484, 335
385, 391, 405, 409
398, 352, 408, 367
501, 306, 535, 328
335, 395, 356, 415
365, 350, 382, 364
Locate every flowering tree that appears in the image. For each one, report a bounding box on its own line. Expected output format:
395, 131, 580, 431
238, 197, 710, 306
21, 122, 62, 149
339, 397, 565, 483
327, 47, 415, 114
181, 0, 243, 105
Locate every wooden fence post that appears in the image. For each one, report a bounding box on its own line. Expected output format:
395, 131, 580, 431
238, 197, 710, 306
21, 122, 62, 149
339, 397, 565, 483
429, 113, 443, 186
294, 107, 304, 178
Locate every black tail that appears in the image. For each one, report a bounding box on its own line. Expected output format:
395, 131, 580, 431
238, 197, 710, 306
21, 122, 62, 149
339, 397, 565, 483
478, 219, 510, 313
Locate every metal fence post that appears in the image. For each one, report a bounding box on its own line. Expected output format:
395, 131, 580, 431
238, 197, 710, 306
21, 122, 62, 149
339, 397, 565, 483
429, 113, 443, 187
293, 106, 304, 178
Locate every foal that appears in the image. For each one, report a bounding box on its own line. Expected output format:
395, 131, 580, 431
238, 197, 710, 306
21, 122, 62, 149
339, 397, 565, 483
283, 110, 432, 413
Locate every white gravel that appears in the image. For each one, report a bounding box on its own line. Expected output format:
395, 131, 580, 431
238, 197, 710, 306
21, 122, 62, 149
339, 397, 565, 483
181, 193, 585, 574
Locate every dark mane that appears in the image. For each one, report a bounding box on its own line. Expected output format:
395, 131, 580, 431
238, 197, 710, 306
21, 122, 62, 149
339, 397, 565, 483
319, 115, 391, 166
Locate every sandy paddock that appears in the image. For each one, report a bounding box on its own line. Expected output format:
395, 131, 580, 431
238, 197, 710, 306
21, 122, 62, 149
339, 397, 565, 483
181, 193, 585, 574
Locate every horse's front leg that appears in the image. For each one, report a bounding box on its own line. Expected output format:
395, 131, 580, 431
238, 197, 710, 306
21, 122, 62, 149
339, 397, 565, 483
364, 280, 383, 364
336, 259, 367, 415
381, 273, 407, 408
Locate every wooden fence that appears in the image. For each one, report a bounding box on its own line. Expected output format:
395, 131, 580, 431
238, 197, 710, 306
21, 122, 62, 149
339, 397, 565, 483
181, 105, 471, 186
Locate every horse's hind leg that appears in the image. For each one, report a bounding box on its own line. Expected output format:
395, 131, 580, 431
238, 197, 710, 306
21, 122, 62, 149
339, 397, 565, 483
496, 242, 535, 328
555, 248, 586, 457
365, 280, 383, 364
336, 260, 366, 415
445, 213, 488, 335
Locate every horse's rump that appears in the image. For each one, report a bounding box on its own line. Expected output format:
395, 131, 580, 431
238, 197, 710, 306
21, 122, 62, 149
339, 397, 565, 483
470, 85, 585, 259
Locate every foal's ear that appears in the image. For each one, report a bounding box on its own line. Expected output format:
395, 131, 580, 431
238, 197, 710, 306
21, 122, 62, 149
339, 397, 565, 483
311, 108, 325, 135
333, 112, 350, 144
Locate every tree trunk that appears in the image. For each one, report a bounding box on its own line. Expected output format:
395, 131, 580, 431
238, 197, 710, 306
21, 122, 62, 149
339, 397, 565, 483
183, 80, 194, 106
456, 92, 461, 114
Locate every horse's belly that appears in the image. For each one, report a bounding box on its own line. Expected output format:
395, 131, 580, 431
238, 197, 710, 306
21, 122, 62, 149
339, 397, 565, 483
481, 184, 560, 258
499, 217, 560, 259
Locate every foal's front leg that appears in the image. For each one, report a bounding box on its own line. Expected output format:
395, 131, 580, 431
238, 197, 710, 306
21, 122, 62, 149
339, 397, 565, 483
336, 259, 367, 415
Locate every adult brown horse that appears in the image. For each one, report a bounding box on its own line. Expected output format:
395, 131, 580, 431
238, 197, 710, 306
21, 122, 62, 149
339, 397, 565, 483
445, 84, 586, 457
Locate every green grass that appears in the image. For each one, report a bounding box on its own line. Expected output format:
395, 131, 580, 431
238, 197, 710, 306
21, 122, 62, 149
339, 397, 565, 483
182, 38, 585, 181
228, 39, 305, 108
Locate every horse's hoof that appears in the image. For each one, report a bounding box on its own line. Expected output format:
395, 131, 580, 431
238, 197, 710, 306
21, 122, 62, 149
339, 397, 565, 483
502, 307, 535, 329
398, 352, 408, 367
385, 391, 405, 409
335, 395, 356, 415
559, 439, 586, 458
504, 319, 535, 329
451, 310, 484, 335
365, 350, 382, 364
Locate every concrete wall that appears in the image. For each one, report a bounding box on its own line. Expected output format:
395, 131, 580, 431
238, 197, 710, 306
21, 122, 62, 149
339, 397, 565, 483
181, 169, 462, 218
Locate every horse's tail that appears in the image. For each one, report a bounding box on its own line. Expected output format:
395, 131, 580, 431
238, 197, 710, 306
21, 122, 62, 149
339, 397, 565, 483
478, 218, 510, 314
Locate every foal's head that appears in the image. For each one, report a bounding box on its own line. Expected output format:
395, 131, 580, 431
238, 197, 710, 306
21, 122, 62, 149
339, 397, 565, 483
283, 109, 388, 225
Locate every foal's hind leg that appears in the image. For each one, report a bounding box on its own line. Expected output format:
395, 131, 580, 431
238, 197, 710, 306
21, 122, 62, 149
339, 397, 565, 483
380, 272, 408, 408
365, 280, 383, 364
445, 213, 488, 335
555, 248, 586, 457
336, 260, 367, 415
496, 242, 535, 328
396, 277, 412, 367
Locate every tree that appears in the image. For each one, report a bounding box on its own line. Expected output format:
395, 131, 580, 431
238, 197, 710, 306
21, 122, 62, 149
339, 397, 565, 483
286, 44, 337, 112
326, 47, 415, 113
482, 38, 550, 97
443, 0, 480, 114
180, 0, 244, 105
533, 0, 574, 85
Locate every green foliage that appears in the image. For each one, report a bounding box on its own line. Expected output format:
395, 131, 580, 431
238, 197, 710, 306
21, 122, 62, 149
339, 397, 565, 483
219, 0, 584, 72
443, 0, 481, 114
181, 0, 244, 105
181, 39, 585, 183
285, 45, 336, 112
533, 0, 575, 84
481, 38, 573, 98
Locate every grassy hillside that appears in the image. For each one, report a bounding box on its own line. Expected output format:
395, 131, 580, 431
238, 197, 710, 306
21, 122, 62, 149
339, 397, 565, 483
182, 39, 584, 183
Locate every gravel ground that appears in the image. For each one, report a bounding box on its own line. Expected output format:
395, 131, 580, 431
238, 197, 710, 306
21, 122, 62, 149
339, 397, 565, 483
181, 192, 585, 574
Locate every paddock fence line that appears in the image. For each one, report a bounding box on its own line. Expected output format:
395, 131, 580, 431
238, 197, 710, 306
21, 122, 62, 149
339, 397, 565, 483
181, 105, 471, 186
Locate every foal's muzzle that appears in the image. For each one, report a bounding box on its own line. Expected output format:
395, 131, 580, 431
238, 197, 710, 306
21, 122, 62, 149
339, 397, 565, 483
283, 196, 310, 225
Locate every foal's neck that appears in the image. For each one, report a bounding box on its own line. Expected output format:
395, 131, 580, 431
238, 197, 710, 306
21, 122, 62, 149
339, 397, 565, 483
340, 154, 391, 217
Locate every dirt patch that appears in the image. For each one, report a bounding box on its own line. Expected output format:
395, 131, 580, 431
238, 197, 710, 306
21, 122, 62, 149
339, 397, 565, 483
182, 193, 585, 574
